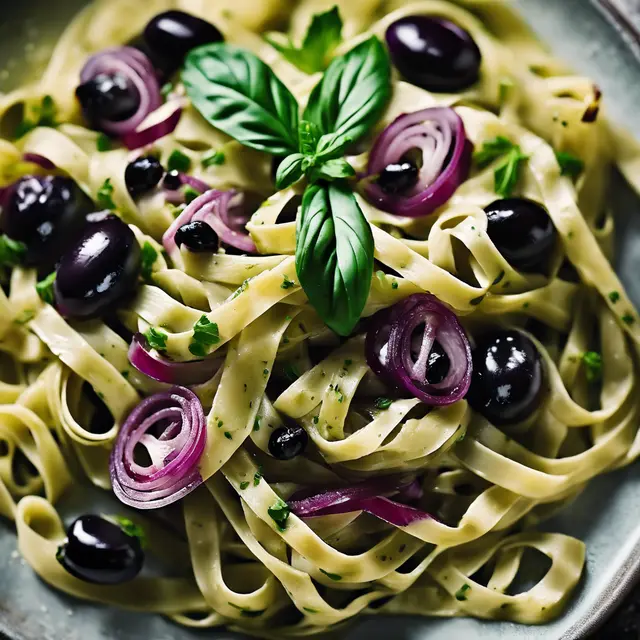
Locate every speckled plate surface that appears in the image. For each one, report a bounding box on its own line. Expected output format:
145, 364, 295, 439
1, 1, 640, 639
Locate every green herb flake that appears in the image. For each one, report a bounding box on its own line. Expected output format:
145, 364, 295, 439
231, 278, 251, 299
35, 272, 56, 304
555, 151, 584, 179
96, 133, 112, 152
609, 291, 620, 304
161, 82, 174, 98
112, 516, 147, 549
267, 498, 290, 531
312, 416, 319, 424
189, 315, 220, 357
224, 431, 232, 440
183, 186, 200, 204
263, 368, 270, 377
97, 178, 116, 210
0, 235, 27, 268
167, 149, 191, 173
13, 309, 35, 325
283, 362, 300, 381
239, 481, 249, 490
253, 467, 263, 486
217, 419, 223, 428
303, 607, 319, 614
455, 584, 471, 601
474, 136, 516, 167
281, 275, 296, 289
121, 370, 130, 380
140, 241, 158, 281
622, 313, 635, 326
474, 136, 527, 197
582, 351, 602, 383
228, 602, 264, 617
375, 397, 393, 410
144, 327, 168, 351
15, 95, 58, 139
319, 569, 342, 581
202, 150, 226, 168
253, 416, 262, 432
391, 281, 399, 290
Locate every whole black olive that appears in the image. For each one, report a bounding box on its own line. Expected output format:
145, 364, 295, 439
56, 515, 144, 585
143, 10, 224, 75
427, 341, 450, 385
1, 176, 93, 267
269, 423, 308, 460
175, 221, 219, 252
76, 73, 140, 125
163, 170, 182, 191
54, 215, 141, 318
378, 159, 419, 195
484, 198, 557, 272
125, 156, 164, 198
467, 330, 544, 426
386, 16, 482, 92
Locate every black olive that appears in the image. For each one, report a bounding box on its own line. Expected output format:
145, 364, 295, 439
467, 330, 544, 426
175, 221, 219, 252
56, 515, 143, 585
76, 73, 140, 125
125, 156, 164, 198
484, 198, 557, 272
1, 176, 93, 268
268, 424, 308, 460
143, 10, 224, 75
54, 215, 141, 319
427, 342, 450, 385
163, 170, 182, 191
377, 159, 419, 195
386, 16, 481, 92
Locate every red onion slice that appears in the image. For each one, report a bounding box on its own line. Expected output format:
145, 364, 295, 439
366, 294, 472, 405
79, 47, 162, 138
121, 100, 183, 150
363, 107, 472, 217
162, 188, 257, 254
110, 386, 206, 509
128, 333, 222, 386
22, 153, 56, 169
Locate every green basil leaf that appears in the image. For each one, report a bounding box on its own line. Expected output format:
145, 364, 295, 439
308, 158, 355, 182
302, 37, 391, 145
183, 44, 299, 155
296, 182, 373, 336
276, 153, 305, 190
299, 120, 321, 156
474, 136, 516, 167
315, 132, 353, 162
494, 147, 528, 197
265, 6, 342, 75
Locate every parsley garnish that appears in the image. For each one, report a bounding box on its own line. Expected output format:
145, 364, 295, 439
582, 351, 602, 382
319, 569, 342, 581
555, 151, 584, 179
13, 309, 35, 325
183, 186, 200, 204
239, 481, 249, 490
303, 607, 318, 614
232, 279, 251, 299
375, 397, 393, 410
474, 136, 528, 197
202, 150, 226, 168
609, 291, 620, 304
97, 178, 116, 210
622, 313, 635, 326
35, 272, 56, 304
189, 315, 220, 357
144, 327, 168, 351
283, 363, 300, 381
224, 431, 232, 440
160, 82, 174, 98
140, 242, 158, 281
253, 467, 263, 486
265, 6, 342, 74
167, 149, 191, 172
253, 416, 261, 431
112, 516, 147, 549
455, 584, 471, 601
0, 235, 26, 268
15, 95, 58, 139
96, 134, 111, 152
268, 498, 290, 531
228, 603, 264, 617
281, 275, 296, 289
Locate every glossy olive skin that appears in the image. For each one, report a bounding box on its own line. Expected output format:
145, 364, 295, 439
75, 73, 140, 125
269, 424, 308, 460
385, 16, 481, 92
427, 342, 450, 385
467, 330, 544, 426
163, 170, 182, 191
54, 215, 141, 319
378, 160, 419, 195
175, 221, 219, 252
56, 515, 143, 585
484, 198, 557, 272
125, 156, 164, 198
143, 10, 224, 74
1, 176, 93, 267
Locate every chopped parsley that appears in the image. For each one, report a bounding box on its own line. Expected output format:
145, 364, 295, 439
283, 362, 300, 381
267, 498, 290, 531
224, 431, 232, 440
35, 272, 56, 304
140, 241, 158, 281
217, 420, 223, 428
232, 278, 251, 299
167, 149, 191, 173
253, 467, 263, 486
112, 516, 147, 549
189, 315, 220, 357
183, 186, 200, 204
96, 133, 111, 152
97, 178, 116, 210
144, 327, 168, 351
622, 313, 635, 326
15, 94, 58, 139
253, 416, 261, 431
202, 150, 226, 168
319, 569, 342, 581
239, 481, 250, 490
0, 235, 26, 268
609, 291, 620, 304
582, 351, 602, 383
474, 136, 528, 197
160, 82, 174, 98
455, 584, 471, 601
228, 603, 264, 617
13, 309, 35, 325
391, 281, 399, 290
375, 397, 393, 410
281, 275, 296, 289
303, 607, 319, 614
555, 150, 584, 179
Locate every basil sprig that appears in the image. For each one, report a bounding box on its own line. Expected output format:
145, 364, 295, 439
182, 25, 390, 335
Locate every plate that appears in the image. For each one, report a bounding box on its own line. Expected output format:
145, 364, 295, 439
0, 1, 639, 639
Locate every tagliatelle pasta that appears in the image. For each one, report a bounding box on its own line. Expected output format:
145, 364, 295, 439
1, 0, 640, 637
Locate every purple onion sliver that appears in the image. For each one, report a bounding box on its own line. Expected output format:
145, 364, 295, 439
22, 153, 56, 170
121, 103, 182, 150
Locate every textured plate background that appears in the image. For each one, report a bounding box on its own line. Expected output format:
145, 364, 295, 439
1, 1, 640, 639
